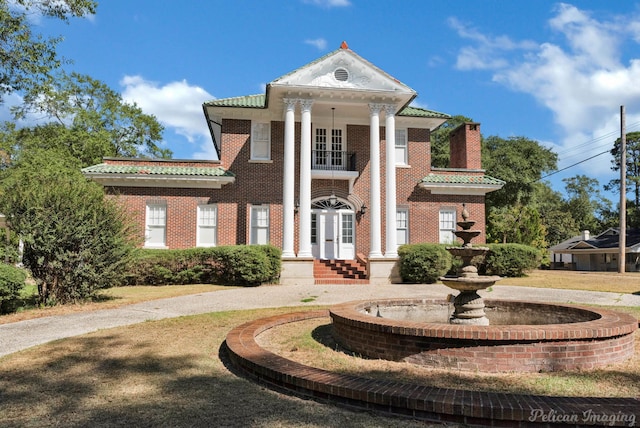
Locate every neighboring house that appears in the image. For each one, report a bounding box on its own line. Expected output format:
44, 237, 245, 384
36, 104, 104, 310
83, 42, 504, 284
550, 228, 640, 272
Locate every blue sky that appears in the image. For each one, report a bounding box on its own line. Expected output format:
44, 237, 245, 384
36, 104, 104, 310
5, 0, 640, 200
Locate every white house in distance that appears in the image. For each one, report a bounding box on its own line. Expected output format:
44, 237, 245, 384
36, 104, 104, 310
83, 42, 504, 285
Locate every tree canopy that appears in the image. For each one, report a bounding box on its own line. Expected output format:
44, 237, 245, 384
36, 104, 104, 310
8, 72, 170, 165
0, 0, 97, 104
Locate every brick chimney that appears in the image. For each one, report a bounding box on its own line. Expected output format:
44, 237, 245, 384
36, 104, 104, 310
449, 122, 482, 170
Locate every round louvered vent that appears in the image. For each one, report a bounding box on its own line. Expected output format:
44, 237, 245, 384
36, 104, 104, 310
334, 68, 349, 82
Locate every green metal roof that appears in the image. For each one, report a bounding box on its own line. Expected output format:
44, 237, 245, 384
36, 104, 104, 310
82, 163, 235, 177
420, 174, 505, 186
204, 94, 449, 119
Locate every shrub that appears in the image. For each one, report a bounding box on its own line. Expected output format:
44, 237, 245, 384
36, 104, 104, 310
398, 244, 452, 284
482, 243, 541, 277
125, 245, 281, 286
0, 263, 27, 313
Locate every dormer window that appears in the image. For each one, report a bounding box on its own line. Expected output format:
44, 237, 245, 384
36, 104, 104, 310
334, 67, 349, 82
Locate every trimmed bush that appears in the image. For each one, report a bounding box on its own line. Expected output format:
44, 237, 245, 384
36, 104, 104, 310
0, 263, 27, 313
124, 245, 281, 286
398, 244, 452, 284
482, 243, 541, 277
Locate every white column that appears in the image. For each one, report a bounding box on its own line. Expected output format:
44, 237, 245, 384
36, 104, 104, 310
282, 98, 297, 258
384, 104, 398, 258
368, 103, 383, 258
298, 99, 314, 258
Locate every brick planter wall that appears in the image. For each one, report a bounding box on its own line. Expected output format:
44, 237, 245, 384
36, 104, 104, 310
330, 299, 638, 372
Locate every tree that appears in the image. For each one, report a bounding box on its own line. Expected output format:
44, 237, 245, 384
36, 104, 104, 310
430, 115, 474, 168
0, 148, 137, 304
482, 136, 558, 209
0, 0, 97, 104
563, 175, 611, 233
10, 72, 170, 165
487, 203, 548, 251
531, 183, 579, 246
607, 131, 640, 226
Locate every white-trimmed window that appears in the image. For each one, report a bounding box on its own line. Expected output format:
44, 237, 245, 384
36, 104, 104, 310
145, 202, 166, 248
439, 208, 456, 244
197, 204, 217, 247
396, 208, 409, 245
250, 205, 270, 244
251, 121, 271, 160
395, 128, 407, 165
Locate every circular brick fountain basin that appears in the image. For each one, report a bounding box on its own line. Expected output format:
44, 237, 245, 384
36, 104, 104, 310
330, 299, 638, 372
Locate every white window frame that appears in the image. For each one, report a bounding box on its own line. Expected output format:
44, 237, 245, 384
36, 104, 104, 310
250, 205, 270, 245
439, 208, 457, 244
396, 208, 409, 246
395, 128, 408, 166
251, 121, 271, 160
145, 202, 167, 248
197, 204, 217, 247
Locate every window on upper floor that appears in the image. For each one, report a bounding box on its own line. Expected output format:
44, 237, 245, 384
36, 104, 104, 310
145, 202, 167, 248
250, 205, 270, 245
251, 121, 271, 160
197, 204, 217, 247
395, 128, 408, 165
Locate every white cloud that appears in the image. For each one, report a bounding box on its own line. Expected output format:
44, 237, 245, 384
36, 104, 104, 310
303, 0, 351, 7
450, 4, 640, 180
120, 75, 216, 159
305, 38, 328, 51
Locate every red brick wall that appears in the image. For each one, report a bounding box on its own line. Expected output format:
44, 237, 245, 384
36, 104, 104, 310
107, 118, 490, 251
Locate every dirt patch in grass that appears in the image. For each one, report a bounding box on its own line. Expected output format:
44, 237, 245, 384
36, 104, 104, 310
256, 316, 640, 398
0, 308, 450, 428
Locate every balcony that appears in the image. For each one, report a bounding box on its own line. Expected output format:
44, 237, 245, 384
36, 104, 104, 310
311, 150, 356, 171
311, 150, 359, 193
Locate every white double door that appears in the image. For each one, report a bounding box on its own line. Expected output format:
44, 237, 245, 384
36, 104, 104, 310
312, 209, 355, 260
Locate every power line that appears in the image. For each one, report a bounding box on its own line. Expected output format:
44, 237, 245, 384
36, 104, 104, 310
536, 149, 611, 182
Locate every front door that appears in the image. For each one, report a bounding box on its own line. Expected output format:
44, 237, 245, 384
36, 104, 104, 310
312, 206, 355, 260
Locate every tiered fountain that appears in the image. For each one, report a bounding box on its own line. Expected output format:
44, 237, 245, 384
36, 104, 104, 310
439, 203, 500, 325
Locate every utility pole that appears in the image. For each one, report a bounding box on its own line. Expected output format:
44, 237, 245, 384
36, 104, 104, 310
619, 105, 626, 273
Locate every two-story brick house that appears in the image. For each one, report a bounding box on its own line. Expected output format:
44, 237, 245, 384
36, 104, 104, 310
83, 42, 504, 285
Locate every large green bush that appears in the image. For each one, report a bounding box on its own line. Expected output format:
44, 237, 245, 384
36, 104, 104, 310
482, 243, 541, 277
0, 263, 27, 313
125, 245, 281, 286
398, 244, 452, 284
0, 149, 137, 304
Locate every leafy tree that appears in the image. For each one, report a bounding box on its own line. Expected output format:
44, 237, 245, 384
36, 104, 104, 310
10, 72, 170, 165
482, 136, 558, 209
563, 175, 611, 233
0, 148, 137, 304
486, 204, 547, 251
430, 115, 473, 168
0, 0, 97, 104
606, 132, 640, 227
532, 183, 579, 246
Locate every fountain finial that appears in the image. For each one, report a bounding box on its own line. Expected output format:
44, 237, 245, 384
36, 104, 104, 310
461, 203, 469, 221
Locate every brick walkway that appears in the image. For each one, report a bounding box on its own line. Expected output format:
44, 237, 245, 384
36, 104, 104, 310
225, 310, 640, 427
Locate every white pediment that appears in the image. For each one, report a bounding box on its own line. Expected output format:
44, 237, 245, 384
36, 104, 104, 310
271, 48, 415, 95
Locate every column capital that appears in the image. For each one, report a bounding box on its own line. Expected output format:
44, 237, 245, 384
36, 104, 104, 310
299, 98, 314, 112
383, 104, 397, 116
369, 103, 384, 115
283, 98, 298, 110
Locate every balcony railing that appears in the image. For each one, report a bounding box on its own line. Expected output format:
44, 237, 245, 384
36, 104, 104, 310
312, 150, 356, 171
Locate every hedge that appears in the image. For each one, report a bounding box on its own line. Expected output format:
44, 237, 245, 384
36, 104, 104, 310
481, 243, 541, 277
124, 245, 281, 286
0, 263, 27, 314
398, 244, 452, 284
